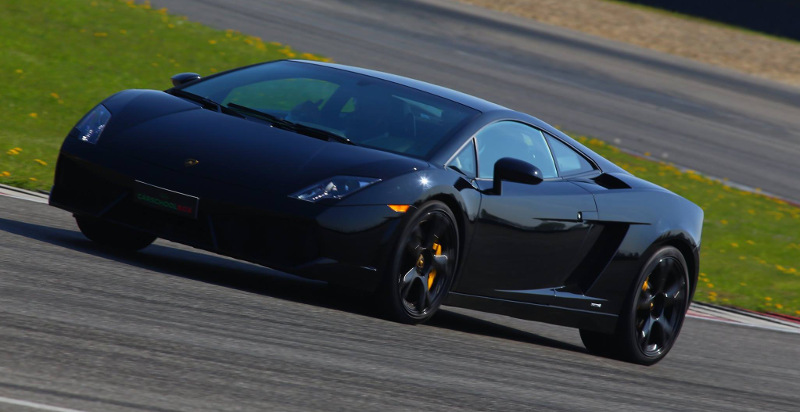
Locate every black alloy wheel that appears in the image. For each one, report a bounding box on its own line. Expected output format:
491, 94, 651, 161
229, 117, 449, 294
632, 252, 689, 358
382, 201, 459, 324
581, 246, 690, 365
75, 215, 157, 252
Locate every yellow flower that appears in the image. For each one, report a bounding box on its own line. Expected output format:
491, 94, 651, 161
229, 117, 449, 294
34, 159, 47, 166
29, 177, 37, 181
15, 69, 23, 74
765, 297, 772, 301
50, 92, 59, 99
730, 242, 739, 248
1, 171, 10, 177
776, 304, 784, 309
29, 113, 38, 118
746, 240, 755, 245
94, 32, 108, 37
208, 40, 217, 45
706, 283, 714, 288
120, 29, 127, 35
720, 219, 728, 225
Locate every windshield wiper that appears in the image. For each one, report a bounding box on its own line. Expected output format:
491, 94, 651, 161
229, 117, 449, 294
168, 89, 243, 117
291, 122, 354, 145
447, 164, 466, 176
226, 102, 296, 130
226, 103, 354, 145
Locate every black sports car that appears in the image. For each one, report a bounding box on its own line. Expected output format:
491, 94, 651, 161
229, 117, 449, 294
50, 60, 703, 365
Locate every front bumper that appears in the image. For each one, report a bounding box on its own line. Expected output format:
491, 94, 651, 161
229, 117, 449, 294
50, 141, 404, 290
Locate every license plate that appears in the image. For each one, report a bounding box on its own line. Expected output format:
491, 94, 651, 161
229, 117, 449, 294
133, 181, 199, 219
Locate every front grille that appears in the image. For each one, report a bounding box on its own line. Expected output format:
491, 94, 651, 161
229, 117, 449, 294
53, 155, 319, 268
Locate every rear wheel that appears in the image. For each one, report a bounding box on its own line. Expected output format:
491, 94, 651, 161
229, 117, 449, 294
75, 215, 156, 252
380, 201, 459, 324
581, 246, 690, 365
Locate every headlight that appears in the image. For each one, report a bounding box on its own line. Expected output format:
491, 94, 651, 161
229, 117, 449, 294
74, 104, 111, 144
291, 176, 380, 202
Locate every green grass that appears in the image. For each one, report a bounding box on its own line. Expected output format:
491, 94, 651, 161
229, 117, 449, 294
0, 0, 328, 189
1, 0, 798, 316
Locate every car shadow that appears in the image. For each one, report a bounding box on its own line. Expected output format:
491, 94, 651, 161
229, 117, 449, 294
0, 216, 587, 355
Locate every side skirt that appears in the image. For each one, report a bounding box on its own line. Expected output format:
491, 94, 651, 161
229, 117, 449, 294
444, 292, 618, 333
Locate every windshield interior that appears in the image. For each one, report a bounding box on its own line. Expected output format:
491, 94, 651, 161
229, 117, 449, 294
181, 61, 478, 158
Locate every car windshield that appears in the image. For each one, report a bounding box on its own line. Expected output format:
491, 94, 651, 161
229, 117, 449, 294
181, 60, 478, 158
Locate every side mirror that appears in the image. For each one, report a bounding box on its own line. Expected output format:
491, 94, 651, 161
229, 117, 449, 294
493, 157, 543, 195
171, 72, 202, 87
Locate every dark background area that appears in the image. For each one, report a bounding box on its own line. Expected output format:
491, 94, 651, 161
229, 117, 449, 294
621, 0, 800, 41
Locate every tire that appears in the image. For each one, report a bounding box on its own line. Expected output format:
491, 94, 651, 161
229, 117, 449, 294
379, 201, 459, 324
75, 215, 156, 252
580, 246, 690, 365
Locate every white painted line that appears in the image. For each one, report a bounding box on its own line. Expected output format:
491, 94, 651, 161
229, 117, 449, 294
0, 192, 48, 203
687, 312, 800, 334
0, 396, 88, 412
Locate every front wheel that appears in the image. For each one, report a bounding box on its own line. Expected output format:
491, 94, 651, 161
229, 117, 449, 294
581, 246, 691, 365
379, 201, 459, 324
75, 215, 156, 252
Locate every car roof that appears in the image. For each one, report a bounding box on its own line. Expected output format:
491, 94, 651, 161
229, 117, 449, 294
292, 60, 508, 113
287, 60, 625, 175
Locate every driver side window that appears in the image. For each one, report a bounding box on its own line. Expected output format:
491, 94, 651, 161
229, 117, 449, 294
475, 121, 557, 179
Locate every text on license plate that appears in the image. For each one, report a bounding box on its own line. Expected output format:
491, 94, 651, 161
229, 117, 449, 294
133, 181, 199, 219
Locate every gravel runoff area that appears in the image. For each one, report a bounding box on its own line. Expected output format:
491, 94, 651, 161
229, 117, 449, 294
456, 0, 800, 87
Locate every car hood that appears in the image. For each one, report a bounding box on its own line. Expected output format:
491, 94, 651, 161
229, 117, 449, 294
101, 90, 429, 194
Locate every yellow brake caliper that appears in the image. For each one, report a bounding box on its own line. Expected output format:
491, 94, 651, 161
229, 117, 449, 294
428, 242, 442, 290
643, 279, 653, 310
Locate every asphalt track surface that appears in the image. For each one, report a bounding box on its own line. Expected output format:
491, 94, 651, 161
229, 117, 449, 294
1, 195, 800, 411
3, 1, 800, 411
152, 0, 800, 202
